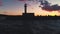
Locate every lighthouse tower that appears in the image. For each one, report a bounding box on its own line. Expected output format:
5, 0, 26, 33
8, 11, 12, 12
24, 3, 27, 14
23, 3, 34, 17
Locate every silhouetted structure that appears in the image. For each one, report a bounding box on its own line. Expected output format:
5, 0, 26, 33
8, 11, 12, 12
0, 1, 60, 34
0, 3, 60, 20
23, 3, 34, 17
24, 3, 27, 14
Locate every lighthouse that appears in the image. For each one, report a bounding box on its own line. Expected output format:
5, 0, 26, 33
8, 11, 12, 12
23, 3, 34, 17
24, 3, 27, 13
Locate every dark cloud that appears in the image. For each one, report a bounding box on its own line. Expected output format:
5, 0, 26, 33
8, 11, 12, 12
0, 0, 2, 6
41, 4, 60, 11
39, 0, 60, 11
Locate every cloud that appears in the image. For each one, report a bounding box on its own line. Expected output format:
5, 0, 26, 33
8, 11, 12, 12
41, 4, 60, 11
39, 0, 60, 12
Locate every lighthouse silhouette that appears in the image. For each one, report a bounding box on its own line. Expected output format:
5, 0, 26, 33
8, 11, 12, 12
23, 3, 34, 17
24, 3, 27, 14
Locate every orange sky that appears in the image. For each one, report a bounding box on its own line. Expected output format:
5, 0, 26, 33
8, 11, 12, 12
0, 0, 60, 16
0, 9, 60, 16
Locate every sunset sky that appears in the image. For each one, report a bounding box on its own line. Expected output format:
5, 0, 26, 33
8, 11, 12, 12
0, 0, 60, 16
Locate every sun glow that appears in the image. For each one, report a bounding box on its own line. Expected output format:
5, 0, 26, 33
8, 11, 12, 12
35, 9, 60, 16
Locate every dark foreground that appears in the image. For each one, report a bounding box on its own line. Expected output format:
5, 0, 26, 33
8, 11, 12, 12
0, 16, 60, 34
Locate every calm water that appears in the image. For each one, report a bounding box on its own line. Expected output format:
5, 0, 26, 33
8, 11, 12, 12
0, 18, 60, 34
